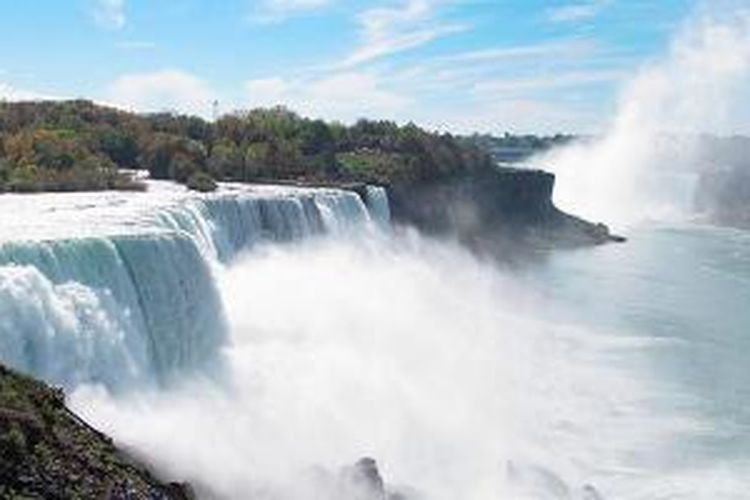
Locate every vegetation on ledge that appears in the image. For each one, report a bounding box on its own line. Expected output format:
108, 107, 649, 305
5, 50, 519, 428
0, 100, 494, 193
0, 364, 192, 499
185, 171, 218, 193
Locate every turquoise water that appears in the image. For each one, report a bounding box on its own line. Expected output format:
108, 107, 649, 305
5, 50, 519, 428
523, 222, 750, 492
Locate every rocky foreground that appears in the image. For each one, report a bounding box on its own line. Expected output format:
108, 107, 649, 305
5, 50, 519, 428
0, 364, 193, 499
0, 363, 411, 500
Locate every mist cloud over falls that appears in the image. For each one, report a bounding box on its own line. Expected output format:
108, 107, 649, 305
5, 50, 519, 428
540, 5, 750, 227
69, 232, 706, 500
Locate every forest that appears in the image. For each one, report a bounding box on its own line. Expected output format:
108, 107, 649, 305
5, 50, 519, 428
0, 100, 494, 193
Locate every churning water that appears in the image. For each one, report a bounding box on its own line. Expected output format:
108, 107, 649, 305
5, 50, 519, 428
0, 3, 747, 498
0, 179, 747, 498
68, 218, 750, 500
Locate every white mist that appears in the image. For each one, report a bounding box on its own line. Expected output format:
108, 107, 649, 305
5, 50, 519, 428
71, 231, 688, 499
540, 5, 750, 228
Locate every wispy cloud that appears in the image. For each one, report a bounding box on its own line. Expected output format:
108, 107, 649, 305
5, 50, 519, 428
250, 0, 334, 24
546, 0, 611, 23
245, 71, 409, 122
439, 38, 599, 63
375, 36, 620, 95
106, 69, 217, 117
91, 0, 126, 30
241, 29, 629, 133
474, 69, 626, 95
339, 0, 466, 68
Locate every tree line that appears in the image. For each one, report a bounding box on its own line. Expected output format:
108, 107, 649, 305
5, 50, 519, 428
0, 100, 494, 193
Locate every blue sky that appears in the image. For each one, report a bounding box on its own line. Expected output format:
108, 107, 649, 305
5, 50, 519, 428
0, 0, 703, 133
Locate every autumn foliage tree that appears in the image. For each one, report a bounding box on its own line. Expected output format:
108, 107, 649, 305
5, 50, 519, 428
0, 100, 494, 192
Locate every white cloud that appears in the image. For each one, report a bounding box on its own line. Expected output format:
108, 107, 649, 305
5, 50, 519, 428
340, 0, 466, 68
0, 82, 58, 101
546, 0, 611, 23
250, 0, 334, 24
105, 69, 217, 117
91, 0, 126, 30
245, 71, 410, 122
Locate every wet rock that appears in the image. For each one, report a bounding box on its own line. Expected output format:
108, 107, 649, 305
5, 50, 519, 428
338, 457, 416, 500
341, 457, 387, 500
582, 483, 605, 500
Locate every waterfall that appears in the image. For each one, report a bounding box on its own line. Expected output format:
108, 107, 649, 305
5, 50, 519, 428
0, 182, 389, 391
150, 187, 374, 261
0, 234, 224, 390
364, 185, 391, 228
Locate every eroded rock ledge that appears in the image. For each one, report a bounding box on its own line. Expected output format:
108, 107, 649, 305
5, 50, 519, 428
0, 364, 193, 499
384, 167, 624, 253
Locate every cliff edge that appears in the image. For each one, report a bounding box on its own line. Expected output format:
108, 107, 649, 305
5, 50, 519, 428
386, 166, 624, 254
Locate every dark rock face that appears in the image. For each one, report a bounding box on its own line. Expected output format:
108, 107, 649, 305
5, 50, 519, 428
0, 364, 191, 499
387, 167, 623, 254
338, 457, 414, 500
341, 457, 387, 500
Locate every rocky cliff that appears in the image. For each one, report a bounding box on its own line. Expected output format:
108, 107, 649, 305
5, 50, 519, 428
0, 364, 193, 499
386, 167, 623, 254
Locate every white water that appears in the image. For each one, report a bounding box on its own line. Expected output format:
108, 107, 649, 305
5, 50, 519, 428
68, 222, 750, 500
0, 181, 375, 390
0, 179, 747, 498
364, 185, 392, 228
69, 234, 640, 499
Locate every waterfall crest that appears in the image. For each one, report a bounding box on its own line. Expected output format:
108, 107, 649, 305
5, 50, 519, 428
0, 183, 389, 390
